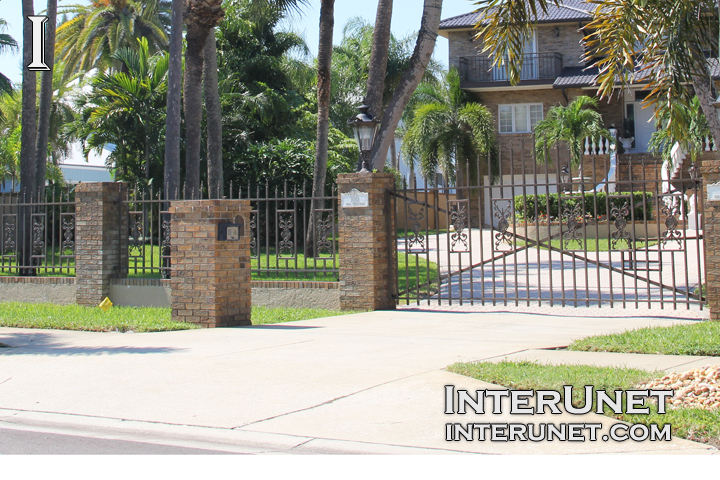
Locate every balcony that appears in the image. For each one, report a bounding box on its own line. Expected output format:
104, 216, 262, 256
458, 53, 563, 87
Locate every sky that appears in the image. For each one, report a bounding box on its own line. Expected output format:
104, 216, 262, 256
0, 0, 478, 86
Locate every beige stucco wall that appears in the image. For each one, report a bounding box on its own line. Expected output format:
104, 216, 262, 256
0, 283, 76, 305
0, 281, 340, 310
109, 284, 172, 308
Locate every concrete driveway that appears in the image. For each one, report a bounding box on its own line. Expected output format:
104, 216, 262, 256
0, 309, 716, 454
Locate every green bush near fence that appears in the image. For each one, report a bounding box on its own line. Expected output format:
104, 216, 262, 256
514, 192, 654, 222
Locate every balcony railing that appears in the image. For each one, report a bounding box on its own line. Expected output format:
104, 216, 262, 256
459, 53, 563, 84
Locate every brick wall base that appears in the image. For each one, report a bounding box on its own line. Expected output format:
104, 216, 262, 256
337, 172, 396, 311
75, 182, 128, 307
169, 200, 251, 327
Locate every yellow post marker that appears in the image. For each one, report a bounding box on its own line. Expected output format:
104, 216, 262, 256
98, 297, 113, 312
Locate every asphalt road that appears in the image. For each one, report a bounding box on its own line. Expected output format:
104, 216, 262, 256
0, 427, 237, 455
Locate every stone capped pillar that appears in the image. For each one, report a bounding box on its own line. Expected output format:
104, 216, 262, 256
337, 172, 396, 311
75, 182, 128, 307
701, 155, 720, 320
169, 200, 251, 327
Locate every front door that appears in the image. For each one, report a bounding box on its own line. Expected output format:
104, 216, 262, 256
632, 102, 656, 153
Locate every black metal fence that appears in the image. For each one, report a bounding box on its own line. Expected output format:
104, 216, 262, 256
0, 187, 76, 276
122, 187, 172, 279
122, 182, 339, 281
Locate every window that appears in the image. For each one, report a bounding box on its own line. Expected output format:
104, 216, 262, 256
498, 104, 543, 133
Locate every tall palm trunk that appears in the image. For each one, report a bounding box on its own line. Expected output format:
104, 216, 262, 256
203, 28, 223, 199
184, 0, 224, 198
305, 0, 334, 257
693, 72, 720, 155
164, 0, 184, 200
20, 0, 38, 276
369, 0, 442, 172
36, 0, 57, 195
365, 0, 393, 120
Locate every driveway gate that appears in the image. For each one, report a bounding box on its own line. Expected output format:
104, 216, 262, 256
393, 149, 705, 310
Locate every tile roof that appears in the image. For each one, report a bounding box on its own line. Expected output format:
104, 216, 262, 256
553, 66, 598, 88
552, 59, 720, 89
440, 0, 593, 30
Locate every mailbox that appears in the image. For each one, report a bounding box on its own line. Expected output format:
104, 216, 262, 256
218, 215, 244, 241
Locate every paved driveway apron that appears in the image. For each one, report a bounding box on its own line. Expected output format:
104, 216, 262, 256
0, 310, 715, 454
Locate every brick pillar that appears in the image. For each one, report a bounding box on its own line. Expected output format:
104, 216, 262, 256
337, 172, 396, 311
701, 154, 720, 320
75, 182, 128, 307
169, 200, 251, 327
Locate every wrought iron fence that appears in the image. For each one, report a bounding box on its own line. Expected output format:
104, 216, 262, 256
0, 187, 76, 276
122, 182, 339, 281
122, 187, 171, 279
237, 181, 339, 281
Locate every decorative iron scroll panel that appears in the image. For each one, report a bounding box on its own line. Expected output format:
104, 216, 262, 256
122, 188, 172, 279
0, 188, 76, 275
120, 184, 339, 281
393, 153, 705, 310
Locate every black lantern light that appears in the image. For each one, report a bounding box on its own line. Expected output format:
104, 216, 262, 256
689, 163, 699, 184
348, 104, 381, 173
560, 164, 570, 193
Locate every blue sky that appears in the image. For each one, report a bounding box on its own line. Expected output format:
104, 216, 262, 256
0, 0, 477, 85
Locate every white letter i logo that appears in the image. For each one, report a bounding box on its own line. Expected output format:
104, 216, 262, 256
28, 15, 50, 71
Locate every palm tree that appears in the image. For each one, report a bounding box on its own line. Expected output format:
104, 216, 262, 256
401, 68, 495, 187
55, 0, 171, 78
163, 0, 183, 199
77, 37, 169, 185
533, 96, 610, 179
0, 18, 18, 96
183, 0, 224, 198
204, 29, 223, 198
649, 96, 709, 168
0, 92, 22, 189
365, 0, 393, 120
36, 0, 58, 194
20, 0, 39, 276
367, 0, 442, 171
306, 0, 334, 256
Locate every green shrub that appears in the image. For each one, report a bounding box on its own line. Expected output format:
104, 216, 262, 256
514, 192, 654, 222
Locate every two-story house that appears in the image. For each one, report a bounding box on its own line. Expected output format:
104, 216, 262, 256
438, 0, 720, 197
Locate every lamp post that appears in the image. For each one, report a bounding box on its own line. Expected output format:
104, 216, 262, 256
560, 164, 570, 194
348, 104, 381, 173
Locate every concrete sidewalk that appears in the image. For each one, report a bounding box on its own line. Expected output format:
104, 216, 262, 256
0, 309, 717, 454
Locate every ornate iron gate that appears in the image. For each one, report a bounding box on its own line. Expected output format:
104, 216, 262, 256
393, 149, 705, 310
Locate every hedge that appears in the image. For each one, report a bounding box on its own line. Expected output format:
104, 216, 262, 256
514, 192, 654, 222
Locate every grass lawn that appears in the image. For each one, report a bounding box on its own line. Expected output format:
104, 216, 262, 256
0, 302, 355, 333
397, 253, 440, 298
568, 321, 720, 356
448, 360, 720, 447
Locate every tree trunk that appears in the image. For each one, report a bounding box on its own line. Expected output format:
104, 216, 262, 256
183, 0, 224, 199
19, 0, 38, 276
183, 23, 206, 198
305, 0, 334, 257
693, 72, 720, 156
164, 0, 184, 200
35, 0, 57, 195
203, 28, 223, 199
369, 0, 442, 172
390, 139, 398, 169
365, 0, 393, 119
